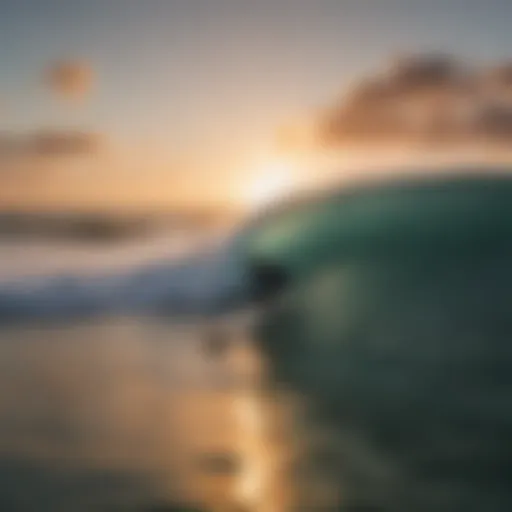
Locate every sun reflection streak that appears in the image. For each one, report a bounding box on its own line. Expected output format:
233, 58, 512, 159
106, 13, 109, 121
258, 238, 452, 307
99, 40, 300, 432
227, 315, 277, 512
234, 392, 267, 507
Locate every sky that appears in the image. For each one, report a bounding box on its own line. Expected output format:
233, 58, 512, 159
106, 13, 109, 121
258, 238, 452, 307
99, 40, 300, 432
1, 0, 512, 211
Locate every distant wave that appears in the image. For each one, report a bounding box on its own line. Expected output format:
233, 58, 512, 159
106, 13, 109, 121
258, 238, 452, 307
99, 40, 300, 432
0, 235, 248, 323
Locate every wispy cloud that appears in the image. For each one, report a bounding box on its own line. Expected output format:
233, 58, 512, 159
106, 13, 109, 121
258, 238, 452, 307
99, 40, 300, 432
0, 130, 105, 171
311, 54, 512, 148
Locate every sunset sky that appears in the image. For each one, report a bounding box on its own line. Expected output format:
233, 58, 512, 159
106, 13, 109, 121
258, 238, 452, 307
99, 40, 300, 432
2, 0, 512, 211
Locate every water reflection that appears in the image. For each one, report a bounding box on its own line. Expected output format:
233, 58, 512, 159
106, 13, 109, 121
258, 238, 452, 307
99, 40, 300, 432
0, 316, 257, 511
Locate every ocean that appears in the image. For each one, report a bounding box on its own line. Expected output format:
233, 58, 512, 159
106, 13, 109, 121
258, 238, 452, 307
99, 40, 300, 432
0, 228, 258, 511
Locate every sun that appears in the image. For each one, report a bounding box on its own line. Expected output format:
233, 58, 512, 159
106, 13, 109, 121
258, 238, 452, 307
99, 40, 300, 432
243, 160, 295, 209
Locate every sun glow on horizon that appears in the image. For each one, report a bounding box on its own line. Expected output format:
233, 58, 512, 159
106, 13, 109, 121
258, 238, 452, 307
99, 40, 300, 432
242, 159, 297, 210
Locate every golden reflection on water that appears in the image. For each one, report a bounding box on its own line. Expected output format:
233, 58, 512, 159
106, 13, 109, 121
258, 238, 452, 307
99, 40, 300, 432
0, 315, 277, 511
234, 392, 267, 510
226, 314, 298, 512
223, 312, 272, 512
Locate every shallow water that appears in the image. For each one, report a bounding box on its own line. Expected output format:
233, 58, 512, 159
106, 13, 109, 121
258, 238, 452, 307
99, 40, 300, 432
0, 315, 258, 511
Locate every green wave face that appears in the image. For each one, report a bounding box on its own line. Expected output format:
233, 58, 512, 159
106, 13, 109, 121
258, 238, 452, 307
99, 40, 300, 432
244, 173, 512, 286
240, 172, 512, 510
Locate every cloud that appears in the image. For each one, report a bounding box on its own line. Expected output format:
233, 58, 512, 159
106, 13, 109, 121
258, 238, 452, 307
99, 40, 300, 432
483, 63, 512, 94
0, 130, 105, 170
30, 130, 104, 157
46, 60, 94, 101
472, 103, 512, 140
311, 53, 512, 149
386, 54, 470, 95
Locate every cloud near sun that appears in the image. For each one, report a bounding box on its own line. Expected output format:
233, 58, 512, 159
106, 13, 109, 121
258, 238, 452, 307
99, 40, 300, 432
306, 54, 512, 149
